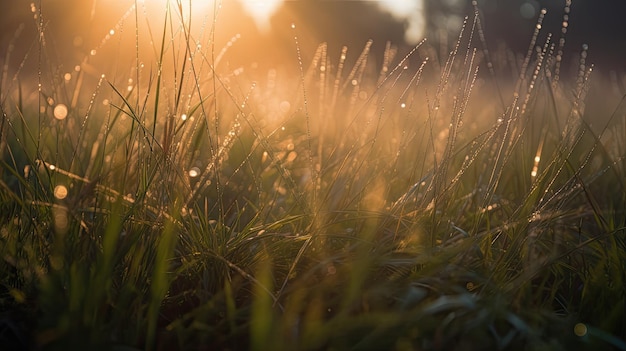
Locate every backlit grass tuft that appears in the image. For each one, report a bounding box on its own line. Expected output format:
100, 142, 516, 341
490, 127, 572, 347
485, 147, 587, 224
1, 1, 625, 350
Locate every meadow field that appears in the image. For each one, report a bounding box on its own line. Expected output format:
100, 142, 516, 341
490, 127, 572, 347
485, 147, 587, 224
1, 1, 625, 350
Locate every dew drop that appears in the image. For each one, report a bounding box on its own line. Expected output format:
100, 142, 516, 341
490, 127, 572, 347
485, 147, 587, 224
64, 73, 72, 81
53, 104, 68, 120
181, 114, 188, 121
188, 167, 201, 178
54, 185, 68, 200
291, 23, 296, 29
400, 103, 406, 108
90, 49, 97, 56
574, 323, 587, 337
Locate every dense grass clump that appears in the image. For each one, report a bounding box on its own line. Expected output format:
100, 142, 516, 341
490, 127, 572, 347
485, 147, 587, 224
1, 2, 625, 350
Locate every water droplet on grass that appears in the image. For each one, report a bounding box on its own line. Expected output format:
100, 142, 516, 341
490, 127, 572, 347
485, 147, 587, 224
54, 185, 68, 200
188, 167, 200, 178
574, 323, 587, 337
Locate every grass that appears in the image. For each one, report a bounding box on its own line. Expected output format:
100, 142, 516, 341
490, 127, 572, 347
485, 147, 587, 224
1, 1, 625, 350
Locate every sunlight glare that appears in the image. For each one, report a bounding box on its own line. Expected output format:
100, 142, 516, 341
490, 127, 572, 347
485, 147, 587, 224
136, 0, 214, 19
376, 0, 425, 44
239, 0, 282, 32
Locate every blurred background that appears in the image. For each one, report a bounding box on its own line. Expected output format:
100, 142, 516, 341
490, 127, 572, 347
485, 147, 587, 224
1, 0, 625, 77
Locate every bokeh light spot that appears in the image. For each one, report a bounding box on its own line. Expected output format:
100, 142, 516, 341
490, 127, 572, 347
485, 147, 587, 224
53, 104, 68, 120
520, 2, 537, 19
